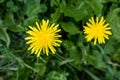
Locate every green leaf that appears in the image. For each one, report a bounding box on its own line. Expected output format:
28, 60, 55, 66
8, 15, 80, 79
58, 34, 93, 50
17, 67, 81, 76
106, 8, 120, 42
51, 8, 61, 22
85, 0, 103, 16
25, 0, 47, 17
85, 50, 106, 69
114, 71, 120, 79
26, 4, 47, 17
69, 45, 81, 64
103, 0, 118, 3
35, 63, 46, 76
46, 71, 68, 80
39, 65, 46, 76
5, 13, 25, 32
112, 47, 120, 62
60, 22, 80, 35
60, 1, 88, 21
0, 77, 3, 80
0, 19, 3, 27
63, 41, 82, 64
84, 69, 100, 80
50, 0, 60, 7
0, 0, 4, 3
0, 28, 10, 47
5, 13, 14, 25
104, 38, 115, 54
24, 16, 37, 26
6, 1, 18, 12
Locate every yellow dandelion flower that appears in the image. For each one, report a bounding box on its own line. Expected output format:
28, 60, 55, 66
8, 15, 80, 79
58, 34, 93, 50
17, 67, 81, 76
25, 19, 62, 57
83, 16, 112, 45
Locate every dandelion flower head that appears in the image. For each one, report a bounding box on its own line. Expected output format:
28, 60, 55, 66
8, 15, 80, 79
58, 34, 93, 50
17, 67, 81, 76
25, 19, 62, 57
83, 16, 112, 45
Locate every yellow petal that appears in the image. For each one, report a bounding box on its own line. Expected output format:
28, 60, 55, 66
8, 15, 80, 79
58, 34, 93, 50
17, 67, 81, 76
105, 31, 112, 35
36, 22, 40, 30
96, 17, 99, 23
94, 37, 97, 45
37, 48, 42, 57
49, 45, 56, 54
99, 16, 104, 24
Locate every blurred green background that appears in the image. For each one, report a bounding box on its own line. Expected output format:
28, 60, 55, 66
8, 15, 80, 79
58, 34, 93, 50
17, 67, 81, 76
0, 0, 120, 80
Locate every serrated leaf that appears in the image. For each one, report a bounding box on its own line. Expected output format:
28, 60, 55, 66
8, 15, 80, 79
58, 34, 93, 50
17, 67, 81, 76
39, 65, 46, 76
69, 45, 81, 64
51, 8, 61, 22
60, 1, 88, 21
50, 0, 60, 7
85, 50, 106, 69
24, 16, 37, 26
5, 13, 25, 32
63, 41, 82, 64
26, 4, 47, 17
0, 28, 10, 47
8, 24, 25, 32
60, 22, 80, 35
104, 38, 115, 54
25, 0, 47, 17
35, 63, 46, 76
85, 0, 103, 16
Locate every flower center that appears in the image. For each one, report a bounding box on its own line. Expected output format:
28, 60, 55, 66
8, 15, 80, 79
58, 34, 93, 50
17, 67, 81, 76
38, 31, 54, 47
93, 24, 104, 37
